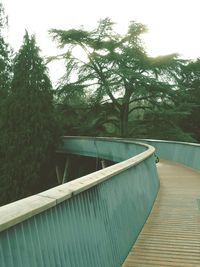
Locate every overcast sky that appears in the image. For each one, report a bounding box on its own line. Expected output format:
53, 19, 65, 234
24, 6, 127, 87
1, 0, 200, 83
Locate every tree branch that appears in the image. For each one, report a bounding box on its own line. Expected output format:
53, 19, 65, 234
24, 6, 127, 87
128, 105, 151, 114
129, 94, 156, 104
91, 59, 121, 109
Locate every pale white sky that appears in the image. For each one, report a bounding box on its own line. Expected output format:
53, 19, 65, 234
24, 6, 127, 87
1, 0, 200, 82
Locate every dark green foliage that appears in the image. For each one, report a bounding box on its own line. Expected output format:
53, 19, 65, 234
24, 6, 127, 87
0, 38, 11, 98
0, 3, 11, 103
0, 3, 12, 205
0, 32, 59, 205
179, 59, 200, 141
55, 83, 118, 136
137, 110, 196, 142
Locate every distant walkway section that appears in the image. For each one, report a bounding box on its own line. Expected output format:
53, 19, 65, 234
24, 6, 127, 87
123, 160, 200, 267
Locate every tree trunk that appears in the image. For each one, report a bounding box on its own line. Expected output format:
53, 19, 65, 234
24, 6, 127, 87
120, 104, 129, 137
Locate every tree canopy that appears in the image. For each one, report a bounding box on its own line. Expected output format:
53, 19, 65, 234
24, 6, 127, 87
50, 18, 185, 137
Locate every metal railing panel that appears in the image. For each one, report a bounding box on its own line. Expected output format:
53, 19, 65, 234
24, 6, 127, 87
140, 139, 200, 170
0, 138, 159, 267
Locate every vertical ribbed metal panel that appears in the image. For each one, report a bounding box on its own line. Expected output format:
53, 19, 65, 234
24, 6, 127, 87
142, 139, 200, 171
60, 137, 147, 162
0, 154, 159, 267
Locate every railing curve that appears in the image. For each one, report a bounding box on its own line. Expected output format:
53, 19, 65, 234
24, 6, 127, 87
0, 137, 159, 267
138, 138, 200, 170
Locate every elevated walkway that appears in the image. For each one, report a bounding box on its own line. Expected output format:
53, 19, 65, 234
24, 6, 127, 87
123, 160, 200, 267
1, 138, 200, 267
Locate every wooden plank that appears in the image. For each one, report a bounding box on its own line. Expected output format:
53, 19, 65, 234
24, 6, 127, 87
122, 160, 200, 267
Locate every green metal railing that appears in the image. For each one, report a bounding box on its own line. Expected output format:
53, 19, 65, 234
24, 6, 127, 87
139, 139, 200, 171
0, 137, 159, 267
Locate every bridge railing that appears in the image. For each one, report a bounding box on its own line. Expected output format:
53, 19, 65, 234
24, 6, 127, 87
139, 139, 200, 171
0, 137, 159, 267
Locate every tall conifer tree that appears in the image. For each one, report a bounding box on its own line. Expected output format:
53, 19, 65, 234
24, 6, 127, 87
50, 19, 182, 137
0, 32, 58, 205
0, 3, 11, 103
0, 3, 12, 204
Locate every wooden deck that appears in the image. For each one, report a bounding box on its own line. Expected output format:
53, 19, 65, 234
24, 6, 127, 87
122, 160, 200, 267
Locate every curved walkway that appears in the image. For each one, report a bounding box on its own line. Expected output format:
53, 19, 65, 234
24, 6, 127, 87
122, 160, 200, 267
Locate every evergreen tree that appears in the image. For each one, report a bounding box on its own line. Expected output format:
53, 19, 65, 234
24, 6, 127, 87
50, 18, 182, 137
0, 3, 11, 103
0, 32, 58, 205
0, 3, 12, 204
179, 59, 200, 141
